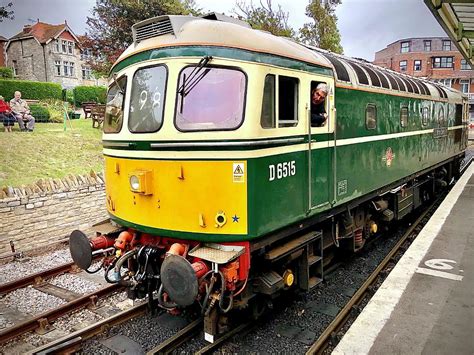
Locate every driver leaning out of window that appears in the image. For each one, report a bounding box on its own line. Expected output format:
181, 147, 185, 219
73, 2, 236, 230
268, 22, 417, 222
311, 83, 328, 127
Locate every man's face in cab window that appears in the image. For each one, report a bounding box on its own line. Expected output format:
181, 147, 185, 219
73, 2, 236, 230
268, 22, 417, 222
312, 89, 327, 105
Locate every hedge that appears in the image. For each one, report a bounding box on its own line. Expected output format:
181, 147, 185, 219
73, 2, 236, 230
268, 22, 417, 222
0, 67, 13, 79
30, 104, 51, 122
0, 79, 62, 101
73, 85, 106, 106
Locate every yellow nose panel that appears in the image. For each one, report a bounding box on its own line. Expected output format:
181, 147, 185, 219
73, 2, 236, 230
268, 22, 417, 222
105, 157, 248, 235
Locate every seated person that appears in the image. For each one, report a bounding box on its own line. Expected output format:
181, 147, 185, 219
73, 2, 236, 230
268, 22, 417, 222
9, 91, 35, 132
0, 95, 15, 132
311, 83, 328, 127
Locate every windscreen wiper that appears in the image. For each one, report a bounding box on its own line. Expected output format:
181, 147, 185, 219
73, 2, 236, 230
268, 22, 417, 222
178, 55, 213, 98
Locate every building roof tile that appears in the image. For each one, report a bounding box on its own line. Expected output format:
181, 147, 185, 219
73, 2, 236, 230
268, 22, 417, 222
9, 21, 75, 44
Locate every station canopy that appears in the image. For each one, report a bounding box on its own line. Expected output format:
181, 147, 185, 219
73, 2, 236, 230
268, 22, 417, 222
425, 0, 474, 65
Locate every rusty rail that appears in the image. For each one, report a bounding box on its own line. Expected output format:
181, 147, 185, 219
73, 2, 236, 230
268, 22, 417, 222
146, 318, 202, 355
31, 302, 147, 354
0, 262, 77, 295
0, 283, 121, 344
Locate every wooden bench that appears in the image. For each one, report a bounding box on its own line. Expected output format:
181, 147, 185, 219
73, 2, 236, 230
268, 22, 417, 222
82, 102, 97, 119
91, 104, 106, 128
25, 99, 40, 106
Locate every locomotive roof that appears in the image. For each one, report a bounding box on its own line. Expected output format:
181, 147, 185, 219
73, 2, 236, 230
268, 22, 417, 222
305, 45, 463, 102
117, 15, 332, 72
115, 15, 464, 102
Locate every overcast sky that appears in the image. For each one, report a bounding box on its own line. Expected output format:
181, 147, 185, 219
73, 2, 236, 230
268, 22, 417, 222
0, 0, 446, 61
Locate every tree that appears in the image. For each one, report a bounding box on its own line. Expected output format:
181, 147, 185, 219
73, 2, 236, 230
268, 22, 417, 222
299, 0, 343, 54
85, 0, 201, 75
233, 0, 295, 38
0, 2, 14, 22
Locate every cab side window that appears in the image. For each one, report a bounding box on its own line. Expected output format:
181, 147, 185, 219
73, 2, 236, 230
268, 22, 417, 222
278, 76, 298, 127
261, 75, 276, 128
310, 81, 328, 128
260, 74, 299, 128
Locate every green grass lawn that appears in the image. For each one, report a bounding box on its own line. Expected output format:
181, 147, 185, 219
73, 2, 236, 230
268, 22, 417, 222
0, 119, 103, 187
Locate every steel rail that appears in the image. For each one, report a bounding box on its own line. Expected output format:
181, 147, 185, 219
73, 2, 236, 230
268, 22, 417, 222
195, 321, 254, 355
0, 261, 77, 295
146, 318, 202, 355
305, 195, 443, 355
0, 283, 121, 344
30, 302, 147, 355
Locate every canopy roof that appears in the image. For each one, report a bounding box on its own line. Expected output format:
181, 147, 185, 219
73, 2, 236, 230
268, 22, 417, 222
425, 0, 474, 65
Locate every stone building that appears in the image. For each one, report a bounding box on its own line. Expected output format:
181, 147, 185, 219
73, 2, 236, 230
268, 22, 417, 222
374, 37, 474, 104
0, 36, 7, 67
5, 20, 105, 88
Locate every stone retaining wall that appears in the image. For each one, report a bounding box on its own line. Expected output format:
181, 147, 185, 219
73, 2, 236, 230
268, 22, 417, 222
0, 172, 108, 254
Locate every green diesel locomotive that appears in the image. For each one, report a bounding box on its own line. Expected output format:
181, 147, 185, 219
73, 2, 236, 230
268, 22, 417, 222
70, 14, 468, 342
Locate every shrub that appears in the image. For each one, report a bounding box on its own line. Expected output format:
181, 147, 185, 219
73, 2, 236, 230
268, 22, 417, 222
73, 85, 106, 106
0, 67, 13, 79
66, 89, 75, 106
0, 79, 62, 101
29, 104, 50, 122
41, 99, 72, 123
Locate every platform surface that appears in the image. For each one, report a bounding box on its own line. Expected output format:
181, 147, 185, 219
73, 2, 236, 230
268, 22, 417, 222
333, 163, 474, 355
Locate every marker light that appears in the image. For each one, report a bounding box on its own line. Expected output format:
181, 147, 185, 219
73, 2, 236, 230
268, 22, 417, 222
128, 170, 154, 195
130, 175, 140, 190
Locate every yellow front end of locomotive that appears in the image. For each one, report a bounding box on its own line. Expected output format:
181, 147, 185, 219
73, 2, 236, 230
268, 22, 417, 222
104, 156, 248, 239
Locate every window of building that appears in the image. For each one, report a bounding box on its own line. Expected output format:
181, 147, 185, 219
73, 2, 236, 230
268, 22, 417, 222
414, 60, 422, 71
400, 60, 407, 72
460, 59, 472, 70
55, 60, 61, 76
68, 41, 74, 55
69, 62, 75, 77
442, 40, 451, 51
81, 48, 92, 60
261, 75, 276, 128
460, 79, 470, 94
12, 60, 18, 76
129, 65, 167, 133
400, 41, 410, 53
175, 66, 246, 132
433, 57, 453, 68
366, 104, 377, 130
400, 106, 409, 127
278, 76, 299, 127
82, 66, 92, 80
422, 107, 430, 126
436, 78, 452, 87
54, 39, 60, 52
62, 40, 67, 53
424, 40, 431, 52
63, 61, 69, 76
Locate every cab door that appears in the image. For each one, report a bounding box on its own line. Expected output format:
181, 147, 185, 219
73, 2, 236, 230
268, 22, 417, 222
307, 79, 336, 212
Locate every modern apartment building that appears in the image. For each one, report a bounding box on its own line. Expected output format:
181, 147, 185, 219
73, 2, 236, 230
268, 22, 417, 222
374, 37, 474, 105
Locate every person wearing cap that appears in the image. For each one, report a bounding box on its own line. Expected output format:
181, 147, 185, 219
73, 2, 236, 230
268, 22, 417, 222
311, 83, 328, 127
0, 95, 15, 132
9, 91, 35, 132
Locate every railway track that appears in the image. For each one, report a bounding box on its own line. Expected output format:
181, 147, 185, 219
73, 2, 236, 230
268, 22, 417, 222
0, 261, 122, 346
10, 156, 472, 354
305, 185, 457, 354
27, 302, 147, 354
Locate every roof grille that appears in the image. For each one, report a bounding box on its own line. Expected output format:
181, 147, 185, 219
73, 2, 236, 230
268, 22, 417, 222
132, 16, 199, 44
